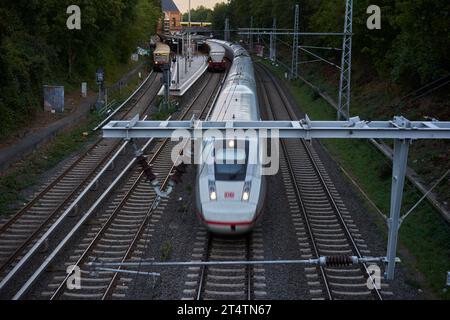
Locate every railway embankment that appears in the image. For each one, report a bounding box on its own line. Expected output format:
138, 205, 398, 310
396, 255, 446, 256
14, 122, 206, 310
0, 62, 148, 217
0, 62, 146, 172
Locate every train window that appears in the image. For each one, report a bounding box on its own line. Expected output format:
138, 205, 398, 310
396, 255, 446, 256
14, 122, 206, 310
215, 163, 246, 181
214, 141, 249, 181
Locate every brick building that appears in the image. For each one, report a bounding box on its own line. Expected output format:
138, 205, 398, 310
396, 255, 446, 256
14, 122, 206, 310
158, 0, 182, 34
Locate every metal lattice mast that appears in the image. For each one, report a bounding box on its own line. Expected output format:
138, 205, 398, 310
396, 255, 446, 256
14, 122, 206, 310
291, 4, 300, 79
337, 0, 353, 120
270, 18, 277, 62
224, 18, 230, 41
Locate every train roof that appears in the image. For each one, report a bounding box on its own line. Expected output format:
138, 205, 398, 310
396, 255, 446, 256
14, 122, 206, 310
154, 42, 170, 54
207, 40, 259, 123
210, 84, 258, 122
206, 40, 226, 54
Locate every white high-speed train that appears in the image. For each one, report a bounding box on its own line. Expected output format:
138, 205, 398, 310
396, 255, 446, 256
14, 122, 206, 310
195, 40, 266, 234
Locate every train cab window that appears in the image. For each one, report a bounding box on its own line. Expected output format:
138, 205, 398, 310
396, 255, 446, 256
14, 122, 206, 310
214, 141, 249, 181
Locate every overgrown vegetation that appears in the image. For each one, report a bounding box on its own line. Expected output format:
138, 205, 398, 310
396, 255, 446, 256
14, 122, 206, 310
209, 0, 450, 89
152, 99, 178, 120
0, 68, 148, 217
182, 5, 213, 22
0, 0, 161, 139
0, 114, 99, 216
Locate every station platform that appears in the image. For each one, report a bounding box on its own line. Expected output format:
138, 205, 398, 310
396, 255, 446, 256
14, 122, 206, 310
158, 54, 208, 97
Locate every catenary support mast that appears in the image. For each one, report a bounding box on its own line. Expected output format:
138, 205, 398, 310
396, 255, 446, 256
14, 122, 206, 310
337, 0, 353, 120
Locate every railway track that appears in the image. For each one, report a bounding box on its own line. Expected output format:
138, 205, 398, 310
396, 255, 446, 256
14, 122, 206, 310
183, 229, 267, 301
197, 235, 253, 300
255, 62, 391, 300
0, 72, 160, 289
32, 72, 225, 299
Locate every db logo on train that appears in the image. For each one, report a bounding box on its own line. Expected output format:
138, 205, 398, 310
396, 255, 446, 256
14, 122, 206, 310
224, 192, 235, 199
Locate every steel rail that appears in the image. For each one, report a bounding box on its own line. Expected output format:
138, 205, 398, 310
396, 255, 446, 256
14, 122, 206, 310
0, 71, 159, 294
0, 143, 119, 276
49, 137, 167, 300
196, 236, 212, 300
301, 139, 383, 300
257, 62, 383, 300
1, 140, 129, 294
14, 113, 155, 300
102, 72, 225, 300
255, 64, 333, 300
44, 72, 223, 300
246, 237, 252, 300
194, 69, 231, 301
195, 235, 253, 301
195, 65, 253, 302
0, 71, 156, 238
0, 142, 99, 233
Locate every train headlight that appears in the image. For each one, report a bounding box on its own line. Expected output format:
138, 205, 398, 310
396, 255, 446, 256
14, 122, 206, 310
209, 180, 217, 201
228, 140, 235, 148
242, 181, 251, 201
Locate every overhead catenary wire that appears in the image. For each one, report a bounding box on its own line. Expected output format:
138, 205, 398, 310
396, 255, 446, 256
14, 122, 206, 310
299, 47, 341, 69
400, 73, 450, 102
299, 45, 342, 51
408, 79, 450, 103
298, 59, 323, 65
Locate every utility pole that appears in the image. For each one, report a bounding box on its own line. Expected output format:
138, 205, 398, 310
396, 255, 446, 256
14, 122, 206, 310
250, 16, 254, 53
385, 138, 410, 280
224, 18, 230, 41
188, 0, 192, 68
291, 4, 300, 79
162, 64, 171, 113
337, 0, 353, 120
188, 0, 191, 29
270, 18, 277, 62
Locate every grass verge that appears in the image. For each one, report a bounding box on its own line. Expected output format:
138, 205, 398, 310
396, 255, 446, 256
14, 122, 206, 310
261, 59, 450, 299
0, 114, 99, 216
0, 61, 148, 217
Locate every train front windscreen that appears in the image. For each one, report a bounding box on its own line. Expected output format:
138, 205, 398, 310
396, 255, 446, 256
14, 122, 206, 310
214, 141, 249, 181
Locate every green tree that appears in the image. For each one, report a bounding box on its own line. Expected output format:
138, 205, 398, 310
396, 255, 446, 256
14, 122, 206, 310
182, 5, 213, 22
0, 0, 162, 138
